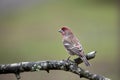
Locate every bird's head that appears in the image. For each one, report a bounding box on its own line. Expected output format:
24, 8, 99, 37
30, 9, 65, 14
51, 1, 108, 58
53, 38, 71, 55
58, 26, 73, 36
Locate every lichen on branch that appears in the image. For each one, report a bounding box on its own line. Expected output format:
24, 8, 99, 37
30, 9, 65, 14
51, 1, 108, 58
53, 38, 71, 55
0, 51, 110, 80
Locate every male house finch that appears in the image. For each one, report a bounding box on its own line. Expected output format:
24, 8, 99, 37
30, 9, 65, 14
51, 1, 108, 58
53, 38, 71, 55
58, 26, 90, 66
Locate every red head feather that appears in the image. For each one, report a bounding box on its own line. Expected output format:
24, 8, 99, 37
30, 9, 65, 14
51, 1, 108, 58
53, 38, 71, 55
61, 26, 72, 32
59, 26, 73, 36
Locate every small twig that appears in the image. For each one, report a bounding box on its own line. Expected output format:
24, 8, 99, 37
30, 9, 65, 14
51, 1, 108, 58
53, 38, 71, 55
0, 51, 110, 80
15, 72, 21, 80
74, 51, 96, 64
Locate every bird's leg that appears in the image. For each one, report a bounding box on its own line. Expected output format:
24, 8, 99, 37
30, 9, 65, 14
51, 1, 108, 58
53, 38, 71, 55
67, 56, 71, 61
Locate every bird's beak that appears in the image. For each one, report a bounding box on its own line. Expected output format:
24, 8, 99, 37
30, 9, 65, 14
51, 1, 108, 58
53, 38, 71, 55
58, 29, 63, 33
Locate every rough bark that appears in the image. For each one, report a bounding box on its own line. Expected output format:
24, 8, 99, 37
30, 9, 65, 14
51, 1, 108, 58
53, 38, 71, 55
0, 51, 110, 80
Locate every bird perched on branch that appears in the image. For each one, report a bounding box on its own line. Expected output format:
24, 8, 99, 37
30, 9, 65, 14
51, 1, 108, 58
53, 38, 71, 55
58, 26, 90, 66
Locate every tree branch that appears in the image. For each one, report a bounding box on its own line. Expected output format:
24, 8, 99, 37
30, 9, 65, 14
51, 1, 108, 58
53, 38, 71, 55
0, 51, 110, 80
74, 51, 96, 64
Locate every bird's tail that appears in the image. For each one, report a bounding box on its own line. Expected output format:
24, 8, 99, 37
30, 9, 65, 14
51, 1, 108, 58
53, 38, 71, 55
80, 55, 91, 66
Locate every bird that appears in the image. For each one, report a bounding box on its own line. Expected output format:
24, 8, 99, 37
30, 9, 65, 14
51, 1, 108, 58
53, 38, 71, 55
58, 26, 90, 66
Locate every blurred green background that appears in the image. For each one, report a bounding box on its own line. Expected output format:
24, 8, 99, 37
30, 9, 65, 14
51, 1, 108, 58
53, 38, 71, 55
0, 0, 118, 80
